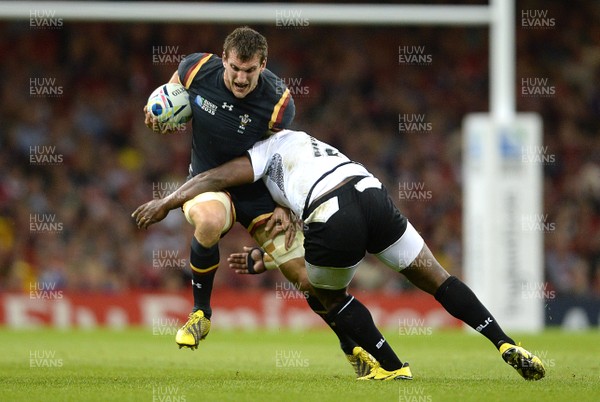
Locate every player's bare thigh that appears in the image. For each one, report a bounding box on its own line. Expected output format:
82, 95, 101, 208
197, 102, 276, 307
183, 192, 235, 247
277, 257, 314, 293
400, 243, 450, 295
375, 221, 450, 295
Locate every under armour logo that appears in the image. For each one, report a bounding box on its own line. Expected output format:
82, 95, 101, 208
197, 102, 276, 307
222, 102, 233, 111
191, 280, 202, 289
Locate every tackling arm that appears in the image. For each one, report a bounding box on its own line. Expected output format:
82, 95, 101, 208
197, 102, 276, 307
132, 156, 255, 229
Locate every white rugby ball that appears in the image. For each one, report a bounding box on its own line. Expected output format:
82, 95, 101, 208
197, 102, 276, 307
146, 82, 192, 126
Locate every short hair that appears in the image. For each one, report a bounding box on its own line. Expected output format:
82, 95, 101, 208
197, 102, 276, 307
223, 26, 268, 63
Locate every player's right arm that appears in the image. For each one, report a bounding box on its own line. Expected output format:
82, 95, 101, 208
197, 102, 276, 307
132, 155, 256, 229
132, 130, 277, 228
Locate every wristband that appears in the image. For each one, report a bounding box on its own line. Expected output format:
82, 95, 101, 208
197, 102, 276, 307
246, 247, 265, 274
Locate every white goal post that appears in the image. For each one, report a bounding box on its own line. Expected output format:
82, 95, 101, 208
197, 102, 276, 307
2, 1, 543, 331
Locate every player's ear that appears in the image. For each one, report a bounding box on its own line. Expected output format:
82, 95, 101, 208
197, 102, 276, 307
222, 51, 228, 64
260, 57, 267, 71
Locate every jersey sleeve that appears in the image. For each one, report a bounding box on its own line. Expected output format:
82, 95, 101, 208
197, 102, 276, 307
246, 137, 275, 182
177, 52, 214, 89
268, 89, 295, 131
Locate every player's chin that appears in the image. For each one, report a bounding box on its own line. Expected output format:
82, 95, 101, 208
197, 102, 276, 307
233, 84, 250, 97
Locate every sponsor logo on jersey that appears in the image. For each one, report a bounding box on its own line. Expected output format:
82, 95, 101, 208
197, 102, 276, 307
194, 95, 218, 115
222, 102, 234, 111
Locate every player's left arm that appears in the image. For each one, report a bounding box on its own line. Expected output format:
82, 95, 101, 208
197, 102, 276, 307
132, 156, 255, 229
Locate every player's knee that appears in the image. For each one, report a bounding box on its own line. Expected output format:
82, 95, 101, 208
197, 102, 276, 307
193, 228, 220, 248
189, 206, 225, 248
183, 193, 234, 247
314, 288, 348, 312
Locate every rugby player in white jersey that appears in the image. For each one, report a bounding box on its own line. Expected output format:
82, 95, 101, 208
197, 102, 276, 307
133, 129, 545, 381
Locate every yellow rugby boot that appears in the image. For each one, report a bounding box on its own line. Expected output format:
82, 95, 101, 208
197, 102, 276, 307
499, 342, 546, 381
175, 310, 211, 350
346, 347, 380, 378
357, 362, 412, 380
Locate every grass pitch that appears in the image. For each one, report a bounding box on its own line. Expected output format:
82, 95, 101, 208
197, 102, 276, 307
0, 328, 598, 402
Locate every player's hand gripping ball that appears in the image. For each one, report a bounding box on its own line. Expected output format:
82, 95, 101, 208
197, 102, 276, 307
146, 83, 192, 131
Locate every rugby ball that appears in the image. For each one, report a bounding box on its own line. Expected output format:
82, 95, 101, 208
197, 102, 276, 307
146, 82, 192, 126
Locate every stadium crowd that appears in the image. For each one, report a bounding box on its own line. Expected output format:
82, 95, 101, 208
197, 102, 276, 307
0, 1, 598, 299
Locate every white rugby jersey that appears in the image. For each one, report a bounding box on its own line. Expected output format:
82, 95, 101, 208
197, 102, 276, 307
247, 129, 372, 218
